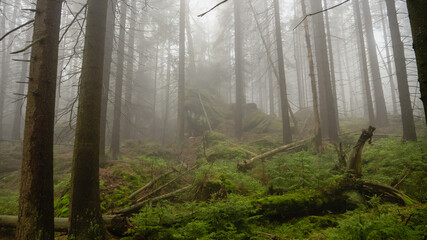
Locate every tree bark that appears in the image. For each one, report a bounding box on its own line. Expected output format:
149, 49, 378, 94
348, 126, 375, 177
273, 0, 292, 144
406, 0, 427, 124
16, 0, 62, 239
110, 0, 128, 158
352, 0, 375, 126
385, 0, 417, 141
361, 0, 389, 126
69, 0, 109, 238
99, 0, 116, 164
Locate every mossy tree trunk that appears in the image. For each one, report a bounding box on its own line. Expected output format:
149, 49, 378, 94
16, 0, 62, 239
69, 0, 109, 238
385, 0, 417, 141
406, 0, 427, 125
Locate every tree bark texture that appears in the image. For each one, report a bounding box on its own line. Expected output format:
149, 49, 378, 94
177, 0, 186, 142
69, 0, 109, 238
16, 0, 62, 239
234, 0, 244, 140
406, 0, 427, 124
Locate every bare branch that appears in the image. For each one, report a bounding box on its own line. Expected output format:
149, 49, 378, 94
198, 0, 228, 17
0, 19, 34, 42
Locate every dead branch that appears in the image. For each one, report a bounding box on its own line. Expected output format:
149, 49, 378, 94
128, 168, 176, 199
116, 185, 192, 215
237, 138, 310, 171
198, 0, 228, 17
347, 126, 376, 176
0, 19, 34, 42
11, 35, 45, 54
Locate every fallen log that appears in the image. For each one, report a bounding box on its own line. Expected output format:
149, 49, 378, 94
129, 168, 176, 199
116, 184, 192, 215
0, 215, 129, 235
237, 139, 310, 171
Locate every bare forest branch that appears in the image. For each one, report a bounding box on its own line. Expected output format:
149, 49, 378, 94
0, 19, 34, 42
198, 0, 228, 17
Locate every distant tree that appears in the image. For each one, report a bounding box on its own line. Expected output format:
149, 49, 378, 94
111, 0, 128, 158
233, 0, 244, 139
352, 0, 375, 126
406, 0, 427, 124
68, 0, 109, 238
15, 0, 62, 239
273, 0, 292, 144
360, 0, 388, 126
311, 0, 339, 143
301, 0, 322, 151
100, 0, 116, 163
177, 0, 186, 142
385, 0, 417, 141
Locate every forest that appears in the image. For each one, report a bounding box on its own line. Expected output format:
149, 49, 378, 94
0, 0, 426, 239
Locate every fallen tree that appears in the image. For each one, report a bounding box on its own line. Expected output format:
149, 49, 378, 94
0, 215, 129, 236
237, 139, 310, 171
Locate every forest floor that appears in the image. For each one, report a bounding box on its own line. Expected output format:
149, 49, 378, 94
0, 117, 426, 239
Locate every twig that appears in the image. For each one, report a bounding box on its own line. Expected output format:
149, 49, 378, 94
198, 0, 228, 17
293, 0, 350, 30
59, 4, 87, 44
0, 19, 34, 42
11, 36, 45, 54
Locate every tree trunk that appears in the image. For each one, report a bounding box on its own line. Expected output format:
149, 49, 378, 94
234, 0, 244, 140
177, 0, 186, 142
16, 0, 62, 239
352, 0, 375, 126
301, 0, 322, 151
110, 0, 128, 158
273, 0, 292, 144
406, 0, 427, 124
385, 0, 417, 141
323, 0, 339, 129
348, 126, 376, 177
186, 0, 196, 85
162, 41, 172, 145
99, 0, 116, 164
361, 0, 389, 126
69, 0, 109, 238
0, 6, 9, 140
311, 0, 339, 143
380, 1, 398, 116
122, 0, 136, 140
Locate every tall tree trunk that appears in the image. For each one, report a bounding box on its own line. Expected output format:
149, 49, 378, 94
110, 0, 127, 158
301, 0, 322, 151
162, 41, 172, 145
11, 33, 31, 140
264, 0, 275, 116
177, 0, 186, 142
68, 0, 109, 238
152, 42, 159, 140
380, 1, 398, 116
323, 0, 339, 128
99, 0, 116, 164
186, 0, 196, 85
385, 0, 417, 141
0, 5, 9, 139
234, 0, 244, 140
273, 0, 292, 144
16, 0, 62, 239
311, 0, 339, 143
123, 0, 136, 140
361, 0, 389, 126
352, 0, 375, 126
406, 0, 427, 124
